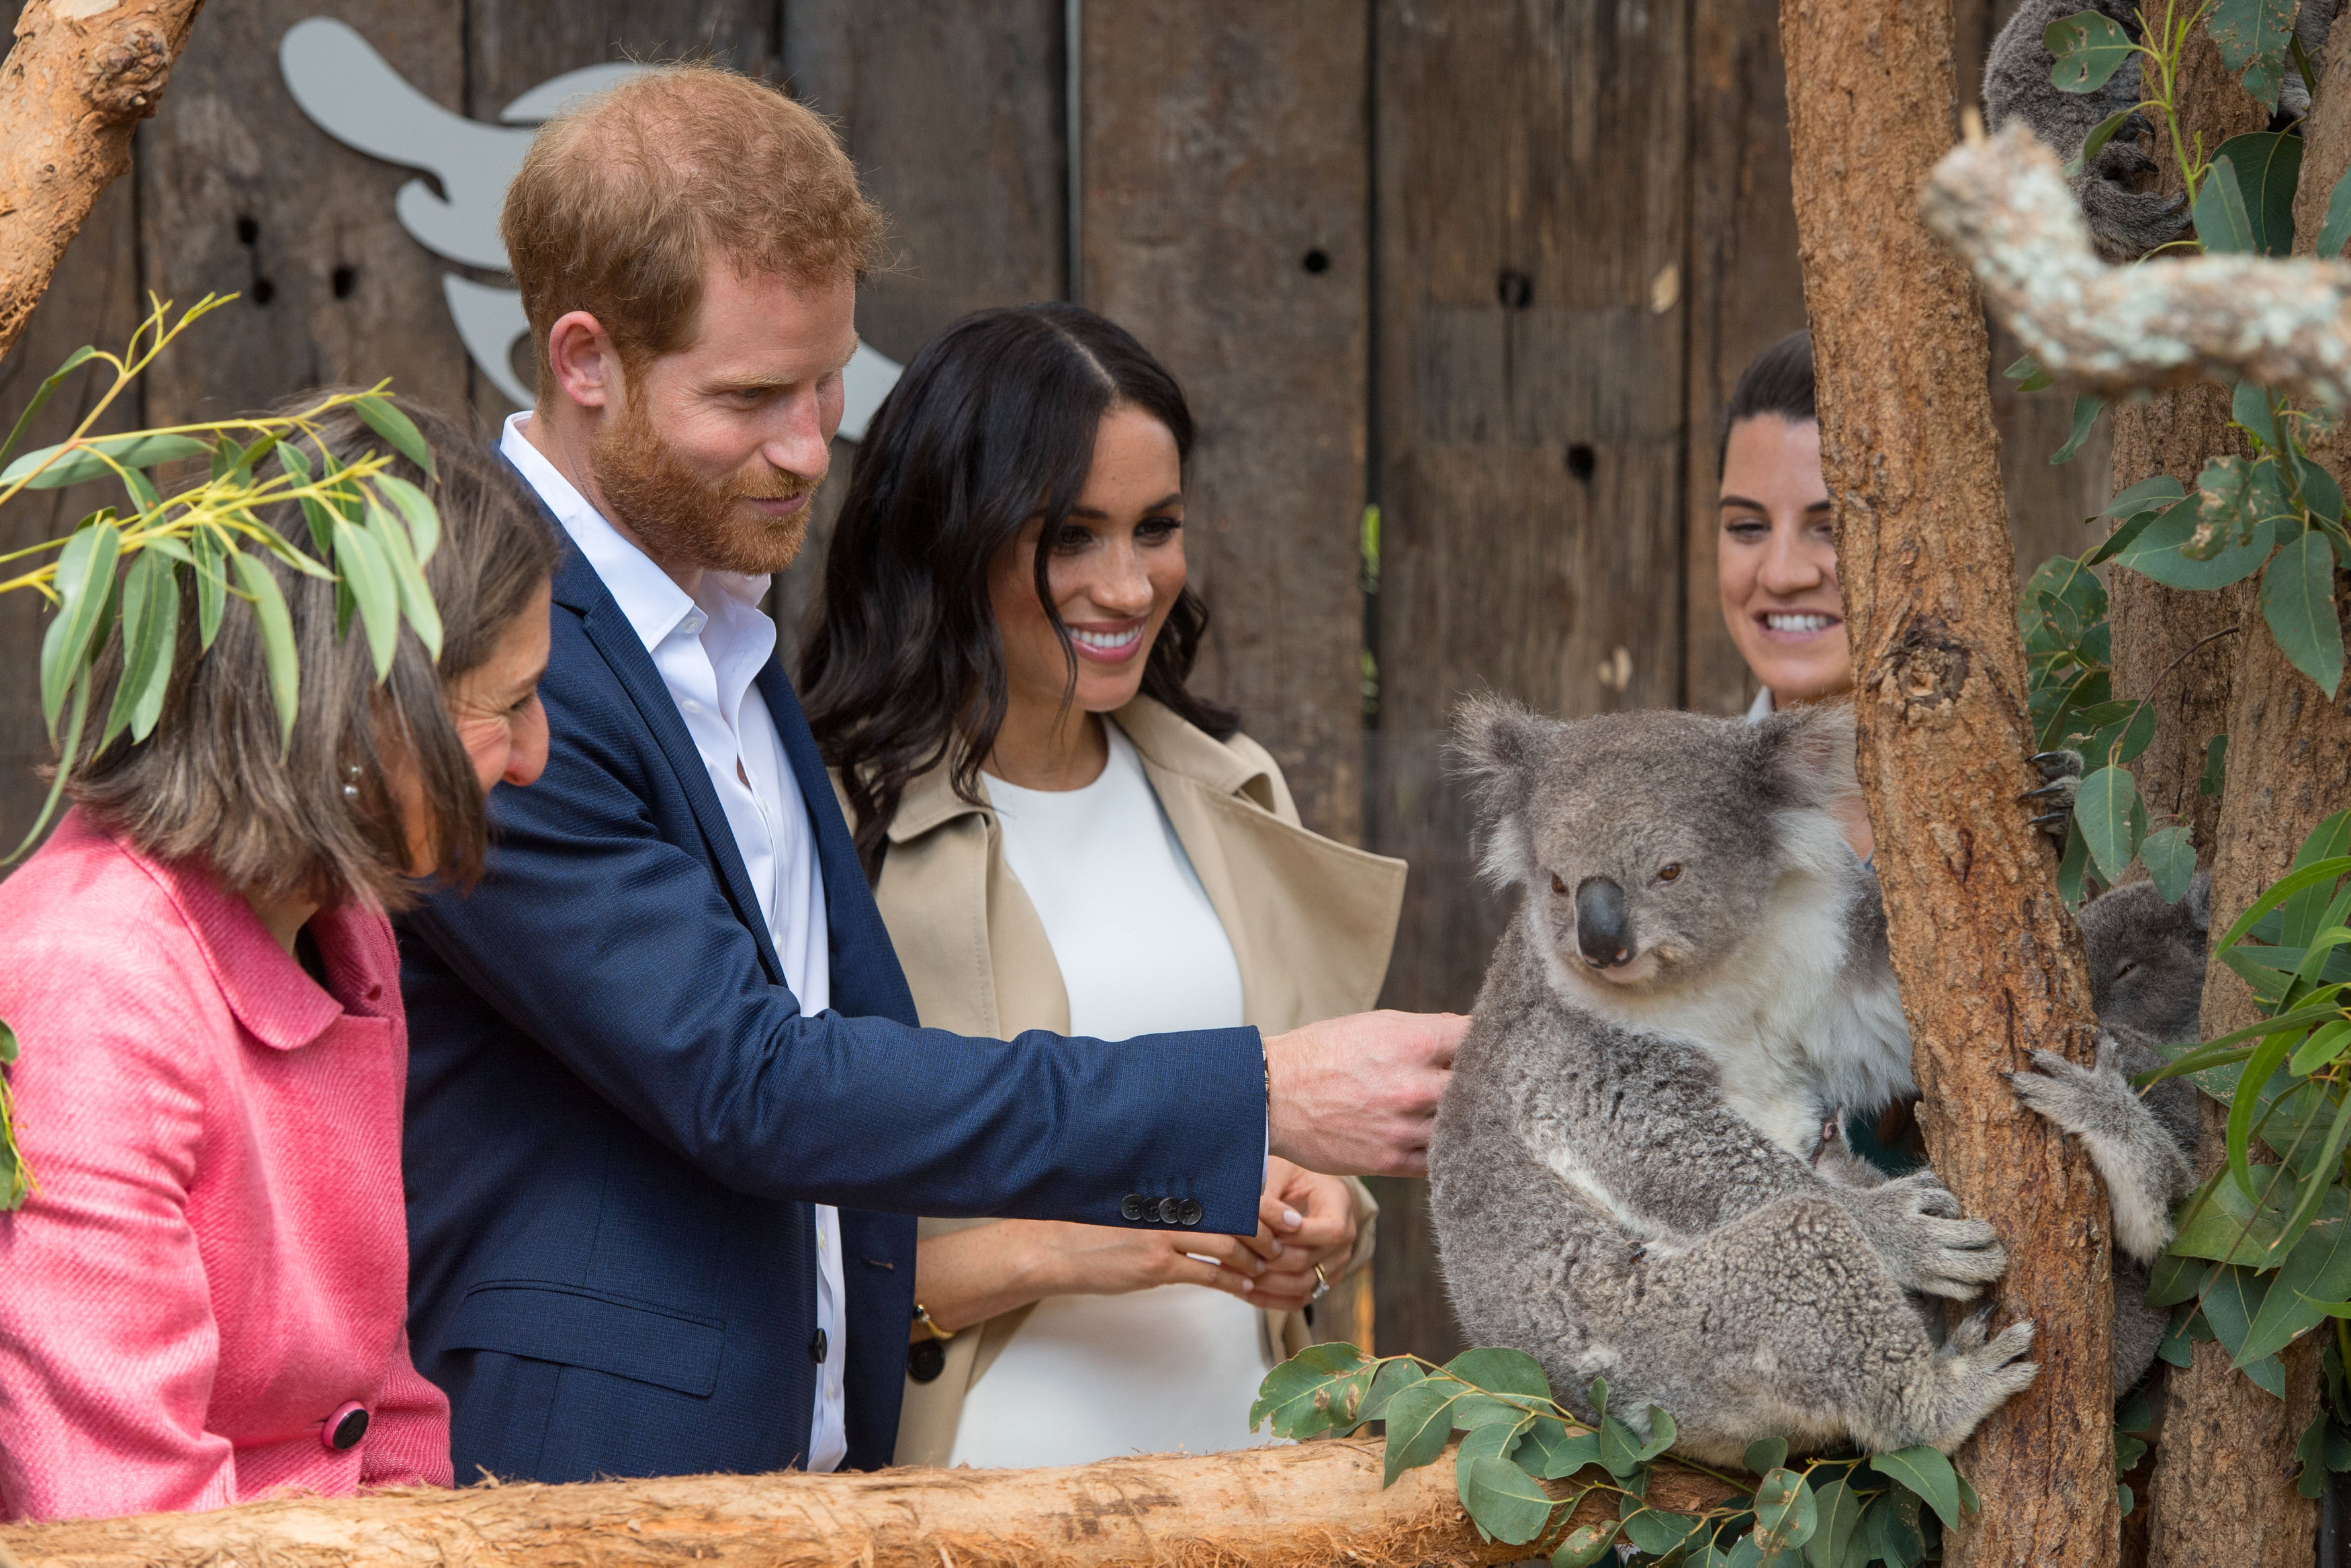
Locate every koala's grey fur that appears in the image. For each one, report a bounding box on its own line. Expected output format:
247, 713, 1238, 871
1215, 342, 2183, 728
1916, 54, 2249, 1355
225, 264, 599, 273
1430, 700, 2035, 1465
1984, 0, 2337, 261
2010, 874, 2209, 1388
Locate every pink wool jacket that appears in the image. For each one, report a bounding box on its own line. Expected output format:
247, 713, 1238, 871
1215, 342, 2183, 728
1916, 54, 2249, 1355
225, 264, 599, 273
0, 811, 451, 1522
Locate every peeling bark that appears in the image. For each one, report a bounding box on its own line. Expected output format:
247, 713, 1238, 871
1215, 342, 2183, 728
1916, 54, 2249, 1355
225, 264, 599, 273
0, 0, 207, 362
1780, 3, 2116, 1565
0, 1440, 1728, 1568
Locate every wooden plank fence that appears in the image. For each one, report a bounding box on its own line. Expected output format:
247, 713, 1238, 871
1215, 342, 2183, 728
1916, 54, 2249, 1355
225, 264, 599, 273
0, 0, 2115, 1367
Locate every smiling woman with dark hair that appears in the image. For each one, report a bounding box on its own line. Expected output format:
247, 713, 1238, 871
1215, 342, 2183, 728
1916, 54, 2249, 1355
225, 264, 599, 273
802, 304, 1405, 1468
0, 398, 558, 1522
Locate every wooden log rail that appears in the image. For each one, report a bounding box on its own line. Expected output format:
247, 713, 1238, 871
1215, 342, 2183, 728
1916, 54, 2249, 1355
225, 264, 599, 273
0, 1440, 1726, 1568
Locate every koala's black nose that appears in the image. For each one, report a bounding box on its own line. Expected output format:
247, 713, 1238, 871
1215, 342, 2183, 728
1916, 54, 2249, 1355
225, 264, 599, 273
1574, 877, 1633, 968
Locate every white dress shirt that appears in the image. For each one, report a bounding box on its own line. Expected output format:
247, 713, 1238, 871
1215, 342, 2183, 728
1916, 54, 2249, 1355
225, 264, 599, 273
500, 414, 848, 1473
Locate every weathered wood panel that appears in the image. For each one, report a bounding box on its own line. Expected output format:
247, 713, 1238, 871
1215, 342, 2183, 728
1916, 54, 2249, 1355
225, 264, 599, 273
1367, 0, 1692, 1364
776, 0, 1066, 666
1077, 0, 1370, 846
135, 1, 468, 428
1683, 0, 1808, 717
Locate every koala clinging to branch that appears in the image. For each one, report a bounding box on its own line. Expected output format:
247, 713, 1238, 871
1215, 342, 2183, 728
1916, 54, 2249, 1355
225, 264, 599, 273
1984, 0, 2338, 260
1429, 700, 2037, 1465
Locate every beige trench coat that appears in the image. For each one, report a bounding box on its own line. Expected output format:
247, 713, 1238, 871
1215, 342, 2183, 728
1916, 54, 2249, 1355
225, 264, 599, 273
836, 696, 1407, 1467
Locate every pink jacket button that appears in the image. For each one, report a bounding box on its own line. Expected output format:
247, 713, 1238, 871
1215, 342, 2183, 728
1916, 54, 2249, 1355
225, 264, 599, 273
324, 1401, 371, 1451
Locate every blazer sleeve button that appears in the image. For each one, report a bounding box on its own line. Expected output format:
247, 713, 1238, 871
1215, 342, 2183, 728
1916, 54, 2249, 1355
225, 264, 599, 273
1120, 1193, 1145, 1221
809, 1328, 829, 1363
1179, 1199, 1204, 1227
1155, 1196, 1182, 1225
323, 1401, 369, 1451
908, 1338, 946, 1383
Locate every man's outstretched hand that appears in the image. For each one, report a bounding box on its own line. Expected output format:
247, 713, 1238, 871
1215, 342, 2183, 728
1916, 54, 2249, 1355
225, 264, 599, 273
1263, 1010, 1467, 1178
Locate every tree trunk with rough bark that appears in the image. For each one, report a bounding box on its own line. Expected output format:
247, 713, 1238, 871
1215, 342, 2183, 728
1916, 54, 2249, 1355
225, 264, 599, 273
2136, 24, 2351, 1568
0, 0, 206, 362
2106, 20, 2274, 868
1779, 3, 2115, 1565
0, 1440, 1726, 1568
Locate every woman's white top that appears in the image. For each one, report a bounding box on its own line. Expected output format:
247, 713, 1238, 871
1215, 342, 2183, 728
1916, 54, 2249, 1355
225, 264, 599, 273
948, 725, 1269, 1467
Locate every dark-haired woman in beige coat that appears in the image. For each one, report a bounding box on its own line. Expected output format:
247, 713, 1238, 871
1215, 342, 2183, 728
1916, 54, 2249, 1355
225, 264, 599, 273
803, 304, 1403, 1467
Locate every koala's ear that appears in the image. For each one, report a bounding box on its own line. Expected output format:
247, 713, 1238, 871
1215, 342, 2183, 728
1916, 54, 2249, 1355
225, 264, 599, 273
1449, 695, 1550, 886
1755, 700, 1862, 811
2186, 868, 2213, 933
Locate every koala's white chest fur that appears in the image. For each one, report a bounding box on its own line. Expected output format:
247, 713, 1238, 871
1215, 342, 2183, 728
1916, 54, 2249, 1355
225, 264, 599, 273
1547, 841, 1912, 1156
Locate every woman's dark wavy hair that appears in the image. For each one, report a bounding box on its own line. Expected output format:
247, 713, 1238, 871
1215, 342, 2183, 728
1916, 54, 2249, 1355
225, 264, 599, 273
1719, 328, 1815, 471
800, 302, 1237, 878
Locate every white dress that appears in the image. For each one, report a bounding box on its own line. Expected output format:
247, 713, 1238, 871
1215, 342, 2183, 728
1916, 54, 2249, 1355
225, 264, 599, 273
945, 726, 1273, 1467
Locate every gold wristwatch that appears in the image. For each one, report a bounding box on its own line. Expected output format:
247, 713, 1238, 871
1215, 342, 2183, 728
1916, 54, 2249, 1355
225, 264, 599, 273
912, 1302, 957, 1342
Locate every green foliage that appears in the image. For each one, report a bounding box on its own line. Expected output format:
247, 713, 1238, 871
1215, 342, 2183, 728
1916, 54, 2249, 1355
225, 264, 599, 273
2131, 817, 2351, 1483
0, 297, 447, 1208
2045, 9, 2135, 91
2209, 133, 2303, 255
2207, 0, 2300, 109
1252, 1346, 1974, 1564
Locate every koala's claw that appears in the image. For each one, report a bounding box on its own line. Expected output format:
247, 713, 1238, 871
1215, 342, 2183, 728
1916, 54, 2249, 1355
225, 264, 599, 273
1948, 1305, 1998, 1354
2022, 751, 2084, 843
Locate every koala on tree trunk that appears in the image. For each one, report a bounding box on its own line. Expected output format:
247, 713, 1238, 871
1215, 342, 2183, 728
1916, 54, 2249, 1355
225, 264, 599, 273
1430, 700, 2212, 1463
1429, 700, 2036, 1465
1982, 0, 2338, 260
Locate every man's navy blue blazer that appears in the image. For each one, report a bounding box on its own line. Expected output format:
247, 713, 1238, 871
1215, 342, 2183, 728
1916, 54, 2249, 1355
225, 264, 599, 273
398, 497, 1268, 1484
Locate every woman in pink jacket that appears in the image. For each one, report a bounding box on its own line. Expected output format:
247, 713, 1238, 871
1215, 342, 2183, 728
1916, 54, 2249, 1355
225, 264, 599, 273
0, 398, 560, 1522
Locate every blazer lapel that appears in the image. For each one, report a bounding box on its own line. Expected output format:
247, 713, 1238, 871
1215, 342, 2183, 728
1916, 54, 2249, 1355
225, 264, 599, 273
541, 524, 789, 988
754, 663, 918, 1027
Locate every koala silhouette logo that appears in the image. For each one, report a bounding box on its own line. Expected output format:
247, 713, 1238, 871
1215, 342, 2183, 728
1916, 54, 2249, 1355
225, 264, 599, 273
278, 17, 903, 426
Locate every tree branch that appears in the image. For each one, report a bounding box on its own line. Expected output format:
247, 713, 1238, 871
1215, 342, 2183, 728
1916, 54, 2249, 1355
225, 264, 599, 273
1920, 118, 2351, 410
0, 0, 208, 362
0, 1441, 1730, 1568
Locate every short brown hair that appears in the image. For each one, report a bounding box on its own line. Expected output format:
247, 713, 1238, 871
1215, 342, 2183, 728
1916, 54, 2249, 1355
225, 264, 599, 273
502, 65, 887, 404
71, 396, 561, 910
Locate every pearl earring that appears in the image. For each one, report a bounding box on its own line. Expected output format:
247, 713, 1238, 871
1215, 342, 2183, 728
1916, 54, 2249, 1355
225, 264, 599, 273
343, 764, 361, 803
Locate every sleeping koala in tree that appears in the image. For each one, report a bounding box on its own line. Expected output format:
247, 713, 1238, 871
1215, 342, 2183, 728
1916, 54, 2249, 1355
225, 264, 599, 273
1429, 699, 2037, 1465
1983, 0, 2337, 260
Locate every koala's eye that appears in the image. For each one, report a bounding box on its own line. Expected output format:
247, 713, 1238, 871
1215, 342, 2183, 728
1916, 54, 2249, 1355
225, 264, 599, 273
1550, 872, 1568, 896
1657, 863, 1683, 884
2114, 960, 2139, 984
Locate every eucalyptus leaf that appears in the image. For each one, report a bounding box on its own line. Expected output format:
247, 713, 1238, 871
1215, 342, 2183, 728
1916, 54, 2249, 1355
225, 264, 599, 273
2147, 1251, 2218, 1307
2194, 154, 2258, 254
1869, 1446, 1964, 1529
2289, 1018, 2351, 1077
2103, 475, 2189, 519
2005, 353, 2055, 392
1597, 1412, 1647, 1477
1445, 1346, 1552, 1402
0, 344, 99, 471
2319, 165, 2351, 259
2210, 132, 2303, 254
2292, 450, 2344, 527
2244, 1352, 2289, 1397
1550, 1520, 1620, 1567
2070, 104, 2143, 177
230, 551, 300, 751
333, 517, 400, 681
101, 550, 179, 746
2169, 1162, 2322, 1266
2057, 818, 2094, 903
2237, 1202, 2351, 1362
0, 432, 211, 490
367, 498, 442, 661
352, 394, 437, 479
1804, 1478, 1864, 1568
2051, 394, 2106, 465
1620, 1506, 1705, 1558
2076, 765, 2146, 884
39, 520, 122, 739
1519, 1417, 1602, 1479
2235, 379, 2288, 450
1461, 1453, 1554, 1546
2117, 494, 2277, 589
192, 530, 228, 649
2207, 0, 2299, 109
2143, 826, 2198, 903
2201, 733, 2229, 796
1362, 1355, 1427, 1422
1637, 1405, 1677, 1462
1744, 1436, 1790, 1477
2201, 1264, 2276, 1365
2261, 529, 2345, 697
1753, 1468, 1818, 1557
2045, 9, 2134, 91
374, 472, 441, 563
1863, 1489, 1926, 1568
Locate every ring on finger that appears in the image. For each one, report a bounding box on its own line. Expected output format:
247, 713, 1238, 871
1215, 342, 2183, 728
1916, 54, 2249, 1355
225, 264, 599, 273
1311, 1263, 1331, 1302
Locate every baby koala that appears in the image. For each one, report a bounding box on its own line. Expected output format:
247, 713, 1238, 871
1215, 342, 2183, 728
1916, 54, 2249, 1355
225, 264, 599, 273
2010, 876, 2207, 1387
1429, 698, 2037, 1467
